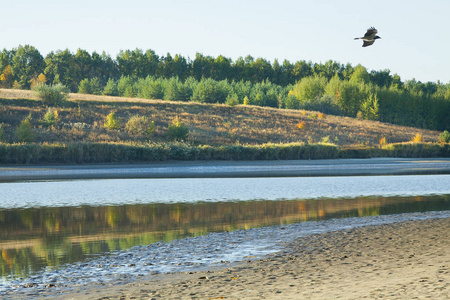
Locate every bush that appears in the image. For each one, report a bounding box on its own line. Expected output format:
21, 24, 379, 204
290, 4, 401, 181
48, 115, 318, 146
411, 133, 424, 143
32, 83, 69, 105
40, 108, 60, 127
126, 115, 155, 136
104, 112, 121, 130
439, 130, 450, 143
0, 124, 5, 142
16, 117, 35, 142
168, 116, 189, 141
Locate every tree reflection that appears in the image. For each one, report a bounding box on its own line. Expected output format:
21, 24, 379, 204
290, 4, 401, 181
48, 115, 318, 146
0, 194, 449, 280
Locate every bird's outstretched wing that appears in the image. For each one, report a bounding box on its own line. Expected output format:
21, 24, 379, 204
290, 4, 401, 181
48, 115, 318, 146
362, 40, 375, 47
364, 27, 378, 39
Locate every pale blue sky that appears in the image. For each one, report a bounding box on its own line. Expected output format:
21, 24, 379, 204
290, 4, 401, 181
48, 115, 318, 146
2, 0, 449, 83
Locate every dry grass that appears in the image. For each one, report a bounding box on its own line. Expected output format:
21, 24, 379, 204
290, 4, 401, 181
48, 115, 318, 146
0, 89, 441, 147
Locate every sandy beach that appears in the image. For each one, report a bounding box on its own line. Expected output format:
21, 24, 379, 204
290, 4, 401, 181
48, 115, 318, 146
38, 216, 449, 300
2, 158, 450, 181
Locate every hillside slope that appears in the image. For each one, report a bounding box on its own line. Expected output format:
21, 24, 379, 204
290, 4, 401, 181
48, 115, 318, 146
0, 89, 440, 148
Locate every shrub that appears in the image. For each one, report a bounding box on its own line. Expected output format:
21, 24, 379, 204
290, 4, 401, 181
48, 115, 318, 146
126, 115, 156, 136
379, 137, 387, 146
168, 116, 189, 141
16, 117, 35, 142
33, 83, 69, 105
104, 112, 121, 130
243, 96, 250, 105
439, 130, 450, 143
296, 121, 306, 130
321, 136, 331, 143
411, 133, 424, 143
0, 124, 5, 142
40, 108, 60, 127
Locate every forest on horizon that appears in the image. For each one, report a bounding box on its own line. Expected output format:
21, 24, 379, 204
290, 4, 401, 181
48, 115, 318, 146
1, 45, 450, 131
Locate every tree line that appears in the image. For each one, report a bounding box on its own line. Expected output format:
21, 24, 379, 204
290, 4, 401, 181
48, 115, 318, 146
1, 45, 450, 131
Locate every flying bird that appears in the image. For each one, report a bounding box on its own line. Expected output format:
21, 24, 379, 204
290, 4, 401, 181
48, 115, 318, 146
354, 27, 381, 47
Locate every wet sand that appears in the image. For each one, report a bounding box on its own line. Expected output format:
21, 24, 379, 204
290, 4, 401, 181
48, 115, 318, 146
2, 157, 450, 181
50, 216, 450, 300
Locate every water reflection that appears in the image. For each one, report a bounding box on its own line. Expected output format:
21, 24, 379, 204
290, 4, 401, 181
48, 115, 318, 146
0, 194, 449, 280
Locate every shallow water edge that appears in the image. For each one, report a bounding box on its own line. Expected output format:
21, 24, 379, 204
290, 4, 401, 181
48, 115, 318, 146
2, 157, 450, 181
1, 210, 449, 298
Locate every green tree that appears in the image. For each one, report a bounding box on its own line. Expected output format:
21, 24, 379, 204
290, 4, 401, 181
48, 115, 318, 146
16, 117, 35, 142
191, 78, 229, 103
163, 77, 191, 101
78, 78, 91, 94
0, 49, 14, 74
103, 78, 119, 96
11, 45, 45, 89
334, 80, 364, 117
225, 93, 239, 106
191, 53, 213, 80
360, 93, 379, 120
44, 49, 78, 91
89, 77, 102, 95
349, 64, 370, 84
117, 76, 135, 97
292, 75, 327, 103
212, 55, 232, 80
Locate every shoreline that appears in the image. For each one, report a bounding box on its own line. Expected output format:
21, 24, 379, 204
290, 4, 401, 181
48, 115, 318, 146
65, 216, 450, 300
2, 211, 450, 299
2, 157, 450, 181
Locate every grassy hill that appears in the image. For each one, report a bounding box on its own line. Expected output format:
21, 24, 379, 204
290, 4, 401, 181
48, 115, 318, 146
0, 88, 448, 163
0, 89, 440, 146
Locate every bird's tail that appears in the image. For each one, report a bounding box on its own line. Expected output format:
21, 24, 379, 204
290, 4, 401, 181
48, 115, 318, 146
354, 37, 360, 40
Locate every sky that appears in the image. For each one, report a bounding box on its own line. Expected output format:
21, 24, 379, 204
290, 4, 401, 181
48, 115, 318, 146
2, 0, 449, 83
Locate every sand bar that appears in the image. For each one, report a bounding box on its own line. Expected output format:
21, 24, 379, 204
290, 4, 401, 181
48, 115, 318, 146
28, 215, 448, 299
1, 157, 450, 181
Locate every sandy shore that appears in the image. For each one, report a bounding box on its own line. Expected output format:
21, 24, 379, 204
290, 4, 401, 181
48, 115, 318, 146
2, 158, 450, 181
46, 216, 450, 300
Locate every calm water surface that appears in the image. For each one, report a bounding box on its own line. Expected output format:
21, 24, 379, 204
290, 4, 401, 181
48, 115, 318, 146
0, 175, 449, 281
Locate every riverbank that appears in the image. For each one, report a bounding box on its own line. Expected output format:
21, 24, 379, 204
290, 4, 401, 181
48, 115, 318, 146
44, 215, 450, 299
2, 157, 450, 181
2, 212, 449, 299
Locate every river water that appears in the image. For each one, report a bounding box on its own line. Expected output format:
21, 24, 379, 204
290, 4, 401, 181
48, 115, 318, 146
0, 174, 450, 293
